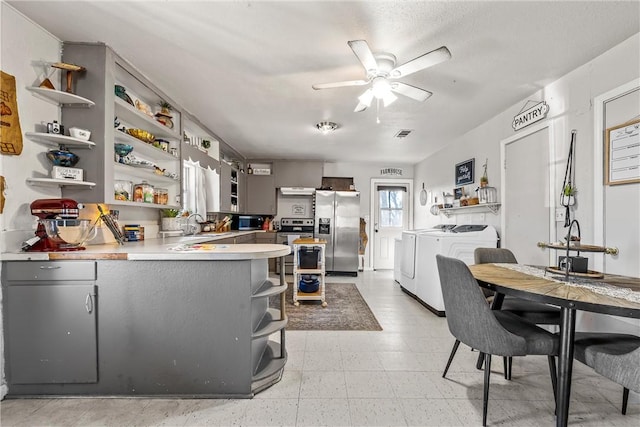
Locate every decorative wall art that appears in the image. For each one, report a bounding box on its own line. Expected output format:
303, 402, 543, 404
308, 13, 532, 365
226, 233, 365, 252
455, 158, 474, 186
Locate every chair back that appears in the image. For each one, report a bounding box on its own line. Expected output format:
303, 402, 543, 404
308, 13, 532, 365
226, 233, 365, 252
475, 248, 518, 264
436, 255, 526, 355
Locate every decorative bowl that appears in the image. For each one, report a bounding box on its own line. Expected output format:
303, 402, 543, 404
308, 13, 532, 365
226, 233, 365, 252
46, 148, 79, 167
114, 143, 134, 158
126, 128, 155, 143
69, 127, 91, 140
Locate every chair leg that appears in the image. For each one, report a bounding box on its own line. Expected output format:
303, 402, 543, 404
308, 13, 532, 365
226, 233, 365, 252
547, 356, 558, 413
503, 356, 513, 380
622, 387, 629, 415
476, 352, 485, 370
483, 354, 492, 427
442, 339, 461, 378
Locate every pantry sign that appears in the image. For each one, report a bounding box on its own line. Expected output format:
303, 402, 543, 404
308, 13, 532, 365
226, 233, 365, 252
512, 101, 549, 131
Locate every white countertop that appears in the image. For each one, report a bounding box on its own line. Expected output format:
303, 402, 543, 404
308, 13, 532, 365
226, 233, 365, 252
1, 232, 289, 261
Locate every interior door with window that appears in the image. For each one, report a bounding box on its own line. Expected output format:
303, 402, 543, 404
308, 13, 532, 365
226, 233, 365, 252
372, 181, 411, 269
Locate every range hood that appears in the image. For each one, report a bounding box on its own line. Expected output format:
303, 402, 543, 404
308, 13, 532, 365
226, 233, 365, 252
280, 187, 316, 196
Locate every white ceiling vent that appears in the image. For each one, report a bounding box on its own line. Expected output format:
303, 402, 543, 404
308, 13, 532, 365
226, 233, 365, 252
395, 129, 413, 139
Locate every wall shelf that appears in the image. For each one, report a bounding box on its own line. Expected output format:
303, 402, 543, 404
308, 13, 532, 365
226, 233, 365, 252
26, 86, 94, 107
25, 132, 95, 149
440, 203, 501, 217
26, 177, 96, 188
114, 131, 179, 161
115, 97, 179, 140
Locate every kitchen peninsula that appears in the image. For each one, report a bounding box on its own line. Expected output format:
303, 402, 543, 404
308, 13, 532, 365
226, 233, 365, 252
1, 236, 290, 398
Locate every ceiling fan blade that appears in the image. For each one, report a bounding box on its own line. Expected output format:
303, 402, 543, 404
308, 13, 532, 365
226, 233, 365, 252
312, 79, 369, 90
354, 102, 368, 112
348, 40, 378, 73
390, 46, 451, 78
391, 82, 433, 102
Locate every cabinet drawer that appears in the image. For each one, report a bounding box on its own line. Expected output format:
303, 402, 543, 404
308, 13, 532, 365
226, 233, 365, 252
5, 261, 96, 282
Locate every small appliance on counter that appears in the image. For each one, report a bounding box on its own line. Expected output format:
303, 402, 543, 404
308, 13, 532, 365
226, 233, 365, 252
22, 198, 97, 252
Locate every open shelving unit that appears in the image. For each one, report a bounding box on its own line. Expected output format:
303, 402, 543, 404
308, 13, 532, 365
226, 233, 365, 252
440, 203, 501, 217
292, 238, 327, 307
26, 86, 95, 107
25, 132, 95, 149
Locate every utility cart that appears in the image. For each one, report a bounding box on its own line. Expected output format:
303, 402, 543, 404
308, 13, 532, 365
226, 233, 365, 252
292, 238, 327, 307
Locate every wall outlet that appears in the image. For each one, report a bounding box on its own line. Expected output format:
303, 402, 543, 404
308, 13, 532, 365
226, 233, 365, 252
555, 208, 566, 222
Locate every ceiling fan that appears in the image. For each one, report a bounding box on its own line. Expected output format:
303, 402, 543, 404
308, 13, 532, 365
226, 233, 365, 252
312, 40, 451, 112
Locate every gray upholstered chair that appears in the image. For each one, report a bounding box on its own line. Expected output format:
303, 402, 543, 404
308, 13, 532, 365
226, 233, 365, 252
574, 332, 640, 415
436, 255, 559, 426
474, 247, 562, 377
474, 248, 562, 325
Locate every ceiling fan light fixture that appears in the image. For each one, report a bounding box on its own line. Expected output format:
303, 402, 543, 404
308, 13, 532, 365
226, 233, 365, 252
371, 77, 391, 99
316, 121, 338, 134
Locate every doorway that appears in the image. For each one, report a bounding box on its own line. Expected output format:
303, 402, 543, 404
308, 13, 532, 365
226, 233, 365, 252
501, 122, 556, 265
369, 179, 413, 270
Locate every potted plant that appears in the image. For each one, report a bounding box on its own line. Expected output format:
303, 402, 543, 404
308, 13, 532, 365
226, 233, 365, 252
161, 208, 183, 231
561, 184, 576, 206
157, 100, 172, 116
480, 160, 489, 187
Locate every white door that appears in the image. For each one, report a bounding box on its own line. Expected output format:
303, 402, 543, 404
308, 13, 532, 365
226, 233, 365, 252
502, 123, 555, 265
371, 180, 412, 270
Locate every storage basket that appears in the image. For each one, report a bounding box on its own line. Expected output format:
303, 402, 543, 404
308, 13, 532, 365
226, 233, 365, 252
299, 275, 320, 293
298, 246, 321, 269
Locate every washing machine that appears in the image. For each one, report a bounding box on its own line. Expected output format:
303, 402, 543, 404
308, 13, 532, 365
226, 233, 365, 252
399, 225, 456, 296
415, 224, 498, 316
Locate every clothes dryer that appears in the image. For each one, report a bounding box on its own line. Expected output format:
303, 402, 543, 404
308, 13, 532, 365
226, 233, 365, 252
399, 225, 456, 296
415, 224, 498, 316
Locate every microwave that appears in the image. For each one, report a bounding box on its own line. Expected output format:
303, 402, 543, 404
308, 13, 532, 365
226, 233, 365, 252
238, 215, 264, 230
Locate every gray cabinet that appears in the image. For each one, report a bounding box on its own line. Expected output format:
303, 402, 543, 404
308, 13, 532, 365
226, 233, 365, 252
246, 174, 276, 215
274, 161, 323, 188
235, 233, 257, 244
3, 261, 97, 384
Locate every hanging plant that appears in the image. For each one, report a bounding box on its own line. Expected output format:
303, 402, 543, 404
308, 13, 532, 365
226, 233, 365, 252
480, 159, 489, 187
560, 130, 578, 225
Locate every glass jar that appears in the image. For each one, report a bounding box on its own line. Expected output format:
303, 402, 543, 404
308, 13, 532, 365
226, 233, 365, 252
114, 180, 132, 201
154, 188, 168, 205
133, 181, 154, 203
478, 186, 497, 204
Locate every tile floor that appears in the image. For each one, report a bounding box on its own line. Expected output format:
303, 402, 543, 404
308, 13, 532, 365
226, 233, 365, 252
1, 270, 638, 426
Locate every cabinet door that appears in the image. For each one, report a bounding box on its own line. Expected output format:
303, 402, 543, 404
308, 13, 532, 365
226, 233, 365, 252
219, 162, 232, 212
274, 161, 323, 188
246, 174, 276, 215
6, 284, 97, 384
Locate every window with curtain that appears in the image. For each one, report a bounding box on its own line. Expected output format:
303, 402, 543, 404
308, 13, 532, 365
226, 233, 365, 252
378, 187, 405, 227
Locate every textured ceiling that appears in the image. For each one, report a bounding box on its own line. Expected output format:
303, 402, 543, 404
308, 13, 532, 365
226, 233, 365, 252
8, 1, 640, 163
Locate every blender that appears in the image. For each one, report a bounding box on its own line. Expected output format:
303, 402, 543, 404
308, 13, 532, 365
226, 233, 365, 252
23, 198, 97, 251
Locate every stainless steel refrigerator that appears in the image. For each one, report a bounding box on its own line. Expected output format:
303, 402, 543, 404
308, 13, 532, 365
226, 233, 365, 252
314, 190, 360, 275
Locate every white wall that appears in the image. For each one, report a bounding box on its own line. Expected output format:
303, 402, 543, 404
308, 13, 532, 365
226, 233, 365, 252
0, 2, 64, 400
323, 161, 414, 270
413, 32, 640, 334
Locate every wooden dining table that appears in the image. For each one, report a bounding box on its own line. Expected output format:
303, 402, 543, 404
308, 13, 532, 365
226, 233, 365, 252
469, 263, 640, 427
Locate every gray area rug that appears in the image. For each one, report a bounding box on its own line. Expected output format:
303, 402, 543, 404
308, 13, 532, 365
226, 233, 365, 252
270, 282, 382, 331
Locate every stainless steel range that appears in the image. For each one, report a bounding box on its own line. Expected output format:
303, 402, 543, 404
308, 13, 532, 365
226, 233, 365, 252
276, 218, 314, 274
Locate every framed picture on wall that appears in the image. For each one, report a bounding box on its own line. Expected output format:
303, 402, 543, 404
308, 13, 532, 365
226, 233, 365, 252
455, 158, 475, 186
605, 119, 640, 185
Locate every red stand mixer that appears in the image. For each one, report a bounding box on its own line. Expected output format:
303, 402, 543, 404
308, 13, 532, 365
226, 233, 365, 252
23, 198, 96, 252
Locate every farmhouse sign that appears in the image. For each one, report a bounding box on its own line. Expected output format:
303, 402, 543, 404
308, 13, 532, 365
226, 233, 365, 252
512, 101, 549, 131
380, 167, 403, 176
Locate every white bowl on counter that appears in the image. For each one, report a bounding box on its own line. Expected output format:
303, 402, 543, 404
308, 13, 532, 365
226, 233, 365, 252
69, 127, 91, 140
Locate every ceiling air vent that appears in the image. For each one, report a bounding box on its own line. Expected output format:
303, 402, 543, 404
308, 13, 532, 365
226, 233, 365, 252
395, 129, 412, 139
